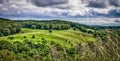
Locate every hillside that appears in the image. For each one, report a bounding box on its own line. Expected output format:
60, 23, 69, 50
0, 28, 96, 48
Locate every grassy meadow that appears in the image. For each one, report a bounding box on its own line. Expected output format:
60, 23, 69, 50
0, 28, 96, 48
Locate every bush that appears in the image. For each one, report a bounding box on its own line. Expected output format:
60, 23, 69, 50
32, 35, 35, 38
8, 36, 14, 40
41, 38, 47, 45
73, 27, 77, 31
0, 41, 13, 51
23, 36, 26, 38
49, 29, 52, 33
0, 33, 3, 37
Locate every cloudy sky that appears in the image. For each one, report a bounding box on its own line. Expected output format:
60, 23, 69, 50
0, 0, 120, 25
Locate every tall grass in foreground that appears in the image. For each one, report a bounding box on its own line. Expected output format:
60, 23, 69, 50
77, 31, 120, 61
44, 31, 120, 61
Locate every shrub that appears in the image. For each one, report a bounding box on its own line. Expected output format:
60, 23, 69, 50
0, 33, 3, 37
49, 29, 52, 33
8, 36, 14, 40
32, 35, 35, 38
23, 36, 26, 38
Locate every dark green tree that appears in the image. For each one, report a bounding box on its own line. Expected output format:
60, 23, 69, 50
32, 35, 35, 38
31, 25, 36, 29
49, 29, 52, 33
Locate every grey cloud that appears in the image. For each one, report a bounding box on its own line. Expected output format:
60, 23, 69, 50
0, 0, 9, 4
87, 0, 108, 8
109, 0, 120, 7
114, 20, 120, 23
108, 9, 120, 17
0, 0, 4, 4
85, 0, 120, 8
30, 0, 68, 7
52, 5, 71, 9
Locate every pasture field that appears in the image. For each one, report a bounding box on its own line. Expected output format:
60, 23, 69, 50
0, 28, 96, 48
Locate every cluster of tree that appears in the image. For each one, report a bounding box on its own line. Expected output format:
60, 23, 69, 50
19, 20, 94, 31
19, 20, 71, 30
16, 20, 101, 33
0, 18, 21, 37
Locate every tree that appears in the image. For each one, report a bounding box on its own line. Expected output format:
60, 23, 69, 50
31, 25, 36, 29
2, 28, 11, 36
32, 35, 35, 38
49, 29, 52, 33
8, 36, 14, 40
41, 38, 47, 45
23, 36, 27, 38
0, 40, 13, 50
16, 27, 21, 33
73, 27, 77, 31
9, 28, 16, 34
0, 33, 3, 37
79, 26, 87, 32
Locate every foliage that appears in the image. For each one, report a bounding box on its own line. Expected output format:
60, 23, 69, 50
0, 18, 21, 36
49, 29, 52, 33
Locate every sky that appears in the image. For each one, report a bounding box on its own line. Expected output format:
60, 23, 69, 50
0, 0, 120, 26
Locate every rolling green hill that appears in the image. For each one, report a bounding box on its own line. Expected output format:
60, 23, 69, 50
0, 28, 96, 48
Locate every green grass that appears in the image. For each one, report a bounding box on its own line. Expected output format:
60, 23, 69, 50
0, 28, 96, 48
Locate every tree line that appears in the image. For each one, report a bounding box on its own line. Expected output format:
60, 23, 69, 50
0, 18, 120, 37
0, 18, 21, 37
